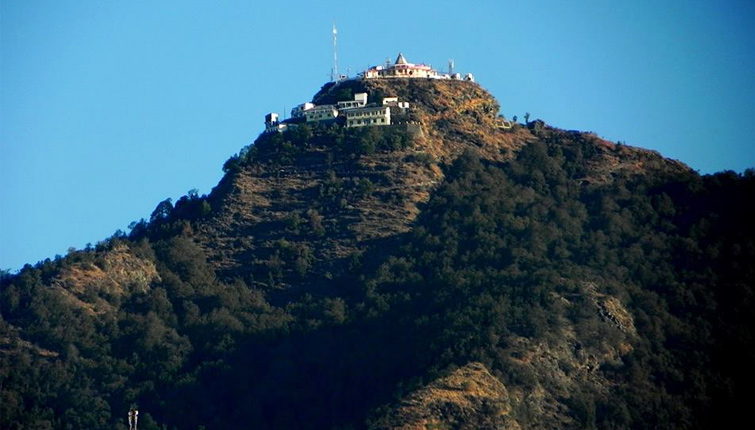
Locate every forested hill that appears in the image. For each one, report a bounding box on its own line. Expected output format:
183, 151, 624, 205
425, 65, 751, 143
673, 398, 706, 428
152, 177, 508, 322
2, 78, 754, 430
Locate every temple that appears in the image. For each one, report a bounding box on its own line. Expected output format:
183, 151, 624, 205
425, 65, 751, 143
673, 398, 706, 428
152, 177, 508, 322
263, 52, 474, 134
362, 53, 439, 79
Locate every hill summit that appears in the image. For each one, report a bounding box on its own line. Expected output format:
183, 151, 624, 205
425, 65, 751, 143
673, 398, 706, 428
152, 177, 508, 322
198, 76, 689, 286
2, 69, 754, 430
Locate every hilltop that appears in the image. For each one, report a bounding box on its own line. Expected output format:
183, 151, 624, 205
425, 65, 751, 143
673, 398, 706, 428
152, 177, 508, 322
2, 73, 754, 430
196, 77, 689, 289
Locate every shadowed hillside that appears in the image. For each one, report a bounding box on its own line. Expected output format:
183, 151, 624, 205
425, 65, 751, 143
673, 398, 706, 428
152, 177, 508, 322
2, 77, 753, 430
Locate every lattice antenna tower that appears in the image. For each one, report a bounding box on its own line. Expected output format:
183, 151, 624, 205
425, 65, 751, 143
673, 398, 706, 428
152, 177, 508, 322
331, 21, 339, 82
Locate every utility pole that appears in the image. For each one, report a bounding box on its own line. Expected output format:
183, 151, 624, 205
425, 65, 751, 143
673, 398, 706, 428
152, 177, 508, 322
128, 409, 138, 430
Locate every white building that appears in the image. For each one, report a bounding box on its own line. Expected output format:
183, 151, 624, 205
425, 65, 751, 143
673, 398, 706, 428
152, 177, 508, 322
291, 102, 315, 119
363, 53, 439, 79
382, 97, 410, 109
265, 113, 286, 133
344, 106, 391, 128
305, 105, 339, 123
265, 91, 411, 133
337, 93, 368, 110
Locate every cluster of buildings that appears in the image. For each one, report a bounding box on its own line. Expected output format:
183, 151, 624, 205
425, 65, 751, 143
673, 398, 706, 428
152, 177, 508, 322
264, 91, 410, 134
264, 53, 472, 134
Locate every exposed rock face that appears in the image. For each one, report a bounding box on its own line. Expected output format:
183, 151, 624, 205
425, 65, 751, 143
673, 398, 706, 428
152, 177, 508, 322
372, 362, 521, 430
501, 281, 637, 430
370, 281, 638, 430
50, 245, 159, 315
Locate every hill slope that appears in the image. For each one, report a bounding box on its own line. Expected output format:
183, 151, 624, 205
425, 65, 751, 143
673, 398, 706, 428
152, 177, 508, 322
2, 77, 753, 430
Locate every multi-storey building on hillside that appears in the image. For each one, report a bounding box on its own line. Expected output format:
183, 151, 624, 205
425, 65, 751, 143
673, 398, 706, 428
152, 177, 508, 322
305, 105, 339, 123
291, 102, 315, 119
337, 92, 367, 110
343, 105, 391, 128
264, 91, 410, 133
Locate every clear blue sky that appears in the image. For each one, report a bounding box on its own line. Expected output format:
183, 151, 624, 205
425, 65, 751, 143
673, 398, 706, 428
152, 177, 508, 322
2, 0, 754, 271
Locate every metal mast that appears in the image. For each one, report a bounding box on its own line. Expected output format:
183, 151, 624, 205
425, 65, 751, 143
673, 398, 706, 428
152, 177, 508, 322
331, 22, 338, 82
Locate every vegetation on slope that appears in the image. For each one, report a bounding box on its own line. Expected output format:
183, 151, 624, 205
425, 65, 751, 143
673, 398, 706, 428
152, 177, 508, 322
1, 79, 753, 430
360, 146, 755, 429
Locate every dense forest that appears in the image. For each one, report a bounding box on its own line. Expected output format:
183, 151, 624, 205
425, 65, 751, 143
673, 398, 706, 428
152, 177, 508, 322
2, 97, 754, 429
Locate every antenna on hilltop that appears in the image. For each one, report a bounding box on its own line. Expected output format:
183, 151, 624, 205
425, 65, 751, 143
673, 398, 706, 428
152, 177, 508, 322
331, 21, 339, 82
448, 59, 455, 75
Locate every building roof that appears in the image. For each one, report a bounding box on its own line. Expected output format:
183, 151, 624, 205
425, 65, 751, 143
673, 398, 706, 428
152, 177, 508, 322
395, 53, 408, 65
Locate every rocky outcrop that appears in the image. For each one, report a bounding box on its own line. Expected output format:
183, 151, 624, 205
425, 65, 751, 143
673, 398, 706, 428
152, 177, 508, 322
371, 362, 520, 430
49, 245, 159, 315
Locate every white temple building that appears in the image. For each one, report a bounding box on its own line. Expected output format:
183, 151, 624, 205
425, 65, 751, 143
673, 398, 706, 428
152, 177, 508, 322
362, 53, 439, 79
263, 50, 480, 133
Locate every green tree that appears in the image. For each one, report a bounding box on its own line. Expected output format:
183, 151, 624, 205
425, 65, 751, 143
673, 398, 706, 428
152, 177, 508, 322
150, 198, 173, 223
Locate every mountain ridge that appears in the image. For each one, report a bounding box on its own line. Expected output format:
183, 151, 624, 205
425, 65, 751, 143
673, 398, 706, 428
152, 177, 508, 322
2, 76, 753, 430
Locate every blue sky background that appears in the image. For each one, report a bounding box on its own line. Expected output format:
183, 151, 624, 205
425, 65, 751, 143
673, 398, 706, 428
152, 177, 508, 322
2, 0, 754, 271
